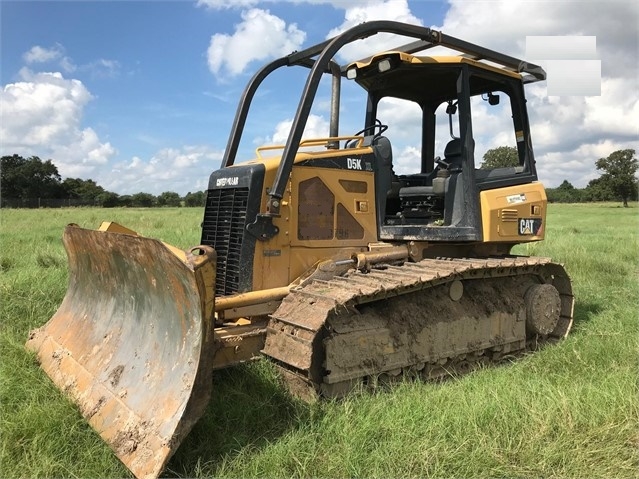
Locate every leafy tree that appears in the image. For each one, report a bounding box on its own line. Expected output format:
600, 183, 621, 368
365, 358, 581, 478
547, 180, 584, 203
629, 182, 638, 202
1, 154, 64, 198
557, 180, 575, 190
62, 178, 105, 203
583, 177, 616, 202
157, 191, 182, 207
97, 191, 120, 208
118, 195, 133, 207
480, 146, 519, 169
130, 192, 156, 207
593, 149, 638, 207
184, 191, 206, 207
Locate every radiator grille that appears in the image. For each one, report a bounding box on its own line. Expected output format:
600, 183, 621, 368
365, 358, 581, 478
201, 188, 249, 296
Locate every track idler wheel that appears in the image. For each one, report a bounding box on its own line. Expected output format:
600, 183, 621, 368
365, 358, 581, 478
524, 283, 561, 335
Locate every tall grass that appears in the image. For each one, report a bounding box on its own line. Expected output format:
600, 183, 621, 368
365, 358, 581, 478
1, 204, 637, 478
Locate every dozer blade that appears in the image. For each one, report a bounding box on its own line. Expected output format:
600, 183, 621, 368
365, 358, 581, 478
26, 224, 216, 479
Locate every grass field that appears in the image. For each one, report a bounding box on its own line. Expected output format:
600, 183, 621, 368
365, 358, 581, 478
1, 204, 637, 478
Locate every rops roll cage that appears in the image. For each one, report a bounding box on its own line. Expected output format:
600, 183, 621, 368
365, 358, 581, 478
220, 20, 545, 240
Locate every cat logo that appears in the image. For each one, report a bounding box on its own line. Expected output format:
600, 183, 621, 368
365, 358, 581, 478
347, 158, 362, 170
518, 218, 543, 235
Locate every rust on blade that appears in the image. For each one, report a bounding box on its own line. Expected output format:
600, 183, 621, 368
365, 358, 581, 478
26, 224, 216, 479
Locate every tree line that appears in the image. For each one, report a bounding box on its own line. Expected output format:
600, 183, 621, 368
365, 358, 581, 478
2, 149, 637, 208
0, 154, 206, 208
481, 147, 638, 207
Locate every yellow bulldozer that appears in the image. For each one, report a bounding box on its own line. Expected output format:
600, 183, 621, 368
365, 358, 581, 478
27, 21, 574, 479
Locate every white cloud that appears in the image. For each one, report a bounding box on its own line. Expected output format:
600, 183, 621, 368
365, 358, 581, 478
328, 0, 422, 35
201, 0, 423, 66
104, 146, 224, 195
207, 8, 306, 77
583, 77, 639, 137
53, 129, 116, 176
22, 44, 64, 64
203, 0, 418, 73
4, 44, 207, 195
60, 56, 77, 73
267, 113, 330, 145
377, 97, 421, 140
437, 0, 638, 78
393, 145, 421, 175
59, 57, 121, 78
197, 0, 259, 8
21, 43, 119, 78
0, 68, 116, 178
83, 59, 121, 78
536, 139, 632, 188
326, 0, 423, 61
197, 0, 367, 9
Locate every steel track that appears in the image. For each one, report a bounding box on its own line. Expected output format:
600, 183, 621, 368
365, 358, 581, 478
263, 256, 574, 399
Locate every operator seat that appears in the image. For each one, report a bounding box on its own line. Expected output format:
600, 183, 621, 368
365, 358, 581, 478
398, 140, 464, 201
396, 138, 466, 221
443, 138, 463, 172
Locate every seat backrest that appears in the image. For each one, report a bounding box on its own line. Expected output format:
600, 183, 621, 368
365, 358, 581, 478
444, 138, 463, 171
444, 138, 462, 158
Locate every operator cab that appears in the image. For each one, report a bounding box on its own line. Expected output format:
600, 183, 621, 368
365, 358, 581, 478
346, 52, 538, 241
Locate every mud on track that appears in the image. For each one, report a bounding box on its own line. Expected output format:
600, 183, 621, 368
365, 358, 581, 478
264, 256, 574, 398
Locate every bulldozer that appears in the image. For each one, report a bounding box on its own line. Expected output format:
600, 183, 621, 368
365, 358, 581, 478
27, 21, 574, 479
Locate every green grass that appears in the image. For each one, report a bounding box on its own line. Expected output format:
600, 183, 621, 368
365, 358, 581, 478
1, 204, 637, 478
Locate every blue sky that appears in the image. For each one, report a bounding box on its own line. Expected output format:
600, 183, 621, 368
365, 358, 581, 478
1, 0, 637, 195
